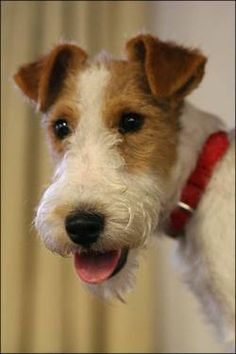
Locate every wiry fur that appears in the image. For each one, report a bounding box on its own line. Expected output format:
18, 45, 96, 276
14, 34, 235, 351
35, 64, 164, 299
162, 103, 235, 350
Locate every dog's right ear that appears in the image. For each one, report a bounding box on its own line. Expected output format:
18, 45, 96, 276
13, 44, 87, 112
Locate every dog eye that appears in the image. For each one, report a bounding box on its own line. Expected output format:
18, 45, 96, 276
119, 112, 144, 134
53, 119, 71, 139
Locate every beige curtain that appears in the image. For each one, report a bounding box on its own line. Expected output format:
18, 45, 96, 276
2, 2, 155, 353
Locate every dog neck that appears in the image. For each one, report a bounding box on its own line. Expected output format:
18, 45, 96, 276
161, 102, 226, 228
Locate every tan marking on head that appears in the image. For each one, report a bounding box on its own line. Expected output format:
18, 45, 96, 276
43, 70, 86, 158
44, 62, 111, 159
102, 60, 179, 177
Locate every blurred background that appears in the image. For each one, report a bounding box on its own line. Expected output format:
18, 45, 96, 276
1, 1, 235, 353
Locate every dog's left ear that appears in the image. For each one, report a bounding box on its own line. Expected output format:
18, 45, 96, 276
126, 34, 207, 102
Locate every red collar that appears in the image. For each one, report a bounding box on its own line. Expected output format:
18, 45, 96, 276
168, 131, 230, 238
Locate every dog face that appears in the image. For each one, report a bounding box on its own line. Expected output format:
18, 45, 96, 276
14, 34, 206, 299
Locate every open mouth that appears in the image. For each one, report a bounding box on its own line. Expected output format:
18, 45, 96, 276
74, 248, 129, 284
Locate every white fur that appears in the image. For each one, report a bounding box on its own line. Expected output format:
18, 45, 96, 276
177, 143, 235, 348
35, 64, 235, 350
35, 64, 164, 297
163, 103, 235, 349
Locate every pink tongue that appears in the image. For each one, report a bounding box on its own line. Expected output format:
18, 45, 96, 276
74, 250, 121, 284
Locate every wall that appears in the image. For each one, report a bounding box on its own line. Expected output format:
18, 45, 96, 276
148, 1, 235, 352
149, 0, 235, 128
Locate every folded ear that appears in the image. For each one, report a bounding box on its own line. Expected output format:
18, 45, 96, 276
13, 43, 87, 112
126, 34, 207, 102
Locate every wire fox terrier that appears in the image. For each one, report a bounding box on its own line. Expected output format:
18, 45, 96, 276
14, 34, 235, 349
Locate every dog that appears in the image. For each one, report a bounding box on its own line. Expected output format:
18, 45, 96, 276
14, 34, 235, 350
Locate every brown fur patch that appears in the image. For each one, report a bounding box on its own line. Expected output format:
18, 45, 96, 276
14, 36, 205, 178
102, 60, 179, 177
14, 57, 45, 103
43, 72, 83, 157
45, 57, 179, 176
14, 44, 87, 112
126, 34, 206, 103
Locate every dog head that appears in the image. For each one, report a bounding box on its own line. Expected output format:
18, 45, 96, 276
14, 34, 206, 299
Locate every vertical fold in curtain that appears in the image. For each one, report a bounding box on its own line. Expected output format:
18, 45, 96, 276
2, 2, 155, 353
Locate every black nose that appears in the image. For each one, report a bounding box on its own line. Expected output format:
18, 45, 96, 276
65, 211, 105, 247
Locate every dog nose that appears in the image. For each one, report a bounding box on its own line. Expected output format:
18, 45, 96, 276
65, 211, 105, 247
